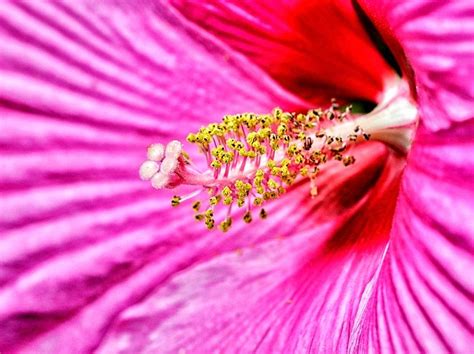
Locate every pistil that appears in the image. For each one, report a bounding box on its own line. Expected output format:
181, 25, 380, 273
139, 92, 417, 232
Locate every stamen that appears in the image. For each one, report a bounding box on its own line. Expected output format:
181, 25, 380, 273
139, 94, 417, 232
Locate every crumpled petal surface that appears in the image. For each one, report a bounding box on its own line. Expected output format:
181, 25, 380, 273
168, 0, 394, 103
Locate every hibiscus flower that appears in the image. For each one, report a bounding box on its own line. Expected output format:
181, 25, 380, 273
0, 1, 472, 353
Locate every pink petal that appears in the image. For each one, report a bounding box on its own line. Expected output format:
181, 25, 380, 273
357, 122, 474, 353
0, 1, 305, 352
169, 0, 395, 103
94, 149, 405, 353
354, 1, 474, 351
358, 0, 474, 130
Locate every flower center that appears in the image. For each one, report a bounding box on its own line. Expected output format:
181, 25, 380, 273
139, 85, 417, 232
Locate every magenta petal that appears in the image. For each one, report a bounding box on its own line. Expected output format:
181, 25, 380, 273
360, 122, 474, 353
352, 1, 474, 351
0, 2, 305, 352
93, 149, 404, 353
169, 0, 394, 103
358, 0, 474, 130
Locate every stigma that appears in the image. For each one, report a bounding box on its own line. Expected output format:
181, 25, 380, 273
139, 95, 417, 232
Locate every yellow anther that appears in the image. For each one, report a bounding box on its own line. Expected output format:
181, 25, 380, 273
186, 133, 197, 143
222, 186, 232, 196
237, 199, 245, 208
280, 159, 291, 167
251, 141, 261, 150
281, 166, 290, 178
200, 133, 211, 146
256, 169, 265, 177
257, 128, 271, 139
226, 139, 237, 149
282, 135, 291, 144
253, 197, 263, 206
247, 150, 257, 159
307, 108, 322, 121
343, 155, 356, 166
209, 196, 220, 206
205, 209, 214, 218
277, 124, 287, 136
246, 132, 258, 145
270, 167, 281, 176
300, 166, 309, 177
223, 196, 233, 205
294, 154, 305, 164
210, 160, 222, 169
253, 177, 263, 186
268, 179, 279, 190
284, 176, 295, 185
192, 201, 201, 211
270, 133, 278, 142
219, 218, 232, 232
273, 107, 283, 119
205, 219, 215, 230
310, 151, 326, 164
243, 211, 252, 223
277, 186, 286, 195
214, 125, 226, 137
221, 152, 234, 164
298, 132, 306, 140
256, 186, 265, 194
211, 146, 224, 157
171, 196, 181, 207
263, 115, 274, 127
296, 113, 306, 123
281, 112, 292, 123
267, 160, 276, 169
288, 144, 299, 155
239, 148, 247, 157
